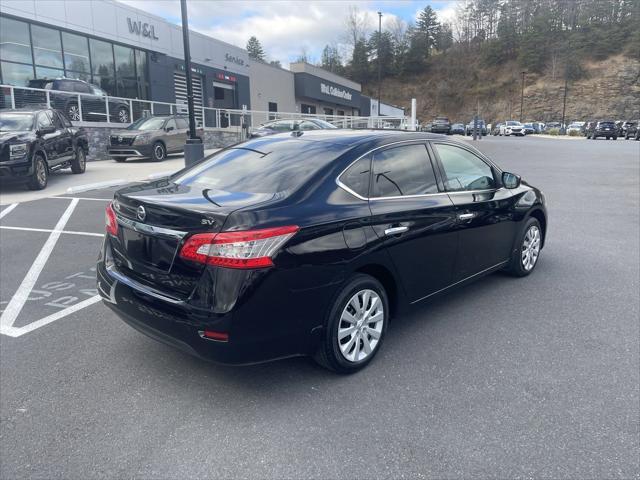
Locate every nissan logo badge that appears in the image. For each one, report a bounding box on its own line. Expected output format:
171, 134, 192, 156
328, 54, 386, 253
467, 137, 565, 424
137, 205, 146, 221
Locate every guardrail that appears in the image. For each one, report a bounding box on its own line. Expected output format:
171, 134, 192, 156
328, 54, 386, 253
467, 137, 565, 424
0, 84, 410, 133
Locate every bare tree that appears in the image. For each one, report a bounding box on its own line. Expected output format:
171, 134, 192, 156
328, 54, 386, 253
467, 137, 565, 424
344, 6, 370, 46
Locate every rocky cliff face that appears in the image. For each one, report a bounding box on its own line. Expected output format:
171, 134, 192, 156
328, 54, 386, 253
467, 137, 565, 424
365, 54, 640, 123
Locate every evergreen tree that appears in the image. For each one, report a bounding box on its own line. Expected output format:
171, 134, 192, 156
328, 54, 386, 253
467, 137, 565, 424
349, 39, 370, 83
368, 31, 394, 78
320, 45, 343, 74
246, 36, 265, 61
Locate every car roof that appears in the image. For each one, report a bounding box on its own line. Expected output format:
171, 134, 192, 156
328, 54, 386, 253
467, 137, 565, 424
254, 129, 456, 146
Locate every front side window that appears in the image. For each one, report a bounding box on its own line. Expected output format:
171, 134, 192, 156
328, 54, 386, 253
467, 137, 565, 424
434, 144, 495, 192
36, 112, 53, 129
176, 118, 189, 129
165, 119, 177, 131
340, 156, 371, 198
371, 144, 438, 198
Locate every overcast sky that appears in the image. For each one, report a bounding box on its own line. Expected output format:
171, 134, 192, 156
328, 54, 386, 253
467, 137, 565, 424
119, 0, 459, 66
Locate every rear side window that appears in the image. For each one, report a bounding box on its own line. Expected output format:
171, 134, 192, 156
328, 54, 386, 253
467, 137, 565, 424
340, 156, 371, 198
434, 144, 495, 191
172, 137, 346, 194
36, 111, 53, 129
371, 144, 438, 198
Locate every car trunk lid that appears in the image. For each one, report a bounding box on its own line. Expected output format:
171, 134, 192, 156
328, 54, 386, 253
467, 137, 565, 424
109, 180, 273, 298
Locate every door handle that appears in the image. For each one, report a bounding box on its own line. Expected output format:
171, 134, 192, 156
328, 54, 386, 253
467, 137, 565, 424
384, 226, 409, 236
458, 213, 475, 221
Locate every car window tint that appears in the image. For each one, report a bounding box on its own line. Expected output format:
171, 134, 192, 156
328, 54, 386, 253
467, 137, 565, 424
165, 119, 177, 130
36, 112, 53, 129
57, 111, 72, 127
435, 144, 495, 191
371, 144, 438, 197
48, 110, 63, 129
74, 82, 91, 93
340, 156, 371, 198
173, 137, 346, 194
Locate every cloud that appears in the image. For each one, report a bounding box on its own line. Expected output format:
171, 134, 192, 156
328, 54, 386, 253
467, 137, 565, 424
118, 0, 453, 65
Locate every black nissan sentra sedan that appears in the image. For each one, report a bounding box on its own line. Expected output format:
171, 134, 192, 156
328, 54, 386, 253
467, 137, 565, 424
98, 130, 547, 373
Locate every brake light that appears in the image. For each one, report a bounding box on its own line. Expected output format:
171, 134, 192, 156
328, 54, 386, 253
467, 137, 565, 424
179, 225, 299, 269
105, 202, 118, 236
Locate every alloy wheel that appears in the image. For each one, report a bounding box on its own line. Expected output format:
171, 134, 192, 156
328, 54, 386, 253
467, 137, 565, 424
118, 108, 129, 123
36, 159, 47, 186
522, 225, 541, 271
338, 289, 384, 363
153, 143, 165, 161
68, 104, 80, 121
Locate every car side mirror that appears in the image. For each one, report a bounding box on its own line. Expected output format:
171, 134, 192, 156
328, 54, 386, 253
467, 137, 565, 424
37, 125, 56, 136
165, 126, 174, 132
502, 171, 521, 189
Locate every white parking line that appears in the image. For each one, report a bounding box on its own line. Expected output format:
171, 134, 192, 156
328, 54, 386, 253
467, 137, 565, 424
66, 180, 129, 194
1, 295, 102, 338
0, 198, 79, 336
0, 226, 104, 237
52, 196, 112, 202
0, 203, 19, 219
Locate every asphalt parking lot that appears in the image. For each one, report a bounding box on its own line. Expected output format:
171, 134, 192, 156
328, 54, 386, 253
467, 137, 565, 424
1, 136, 638, 478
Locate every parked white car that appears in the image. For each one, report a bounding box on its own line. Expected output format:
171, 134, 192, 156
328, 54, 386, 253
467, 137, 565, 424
500, 121, 525, 136
566, 121, 585, 135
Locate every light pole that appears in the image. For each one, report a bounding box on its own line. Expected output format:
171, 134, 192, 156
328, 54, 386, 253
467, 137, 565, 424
520, 70, 526, 123
180, 0, 204, 166
377, 11, 382, 117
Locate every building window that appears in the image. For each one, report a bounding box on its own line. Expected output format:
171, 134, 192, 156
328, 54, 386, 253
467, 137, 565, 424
89, 38, 115, 94
31, 25, 63, 69
301, 103, 316, 114
214, 87, 225, 100
337, 110, 345, 116
62, 32, 90, 77
0, 17, 32, 65
0, 61, 34, 86
114, 44, 137, 98
134, 49, 148, 99
268, 101, 277, 120
323, 107, 334, 116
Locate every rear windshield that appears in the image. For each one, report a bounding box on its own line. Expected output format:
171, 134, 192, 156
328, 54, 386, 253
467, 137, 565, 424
172, 137, 345, 194
598, 122, 615, 127
506, 121, 522, 126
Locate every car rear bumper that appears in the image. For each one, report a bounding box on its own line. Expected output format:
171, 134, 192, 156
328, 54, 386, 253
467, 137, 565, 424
593, 129, 617, 137
96, 242, 333, 365
431, 127, 451, 134
108, 144, 153, 158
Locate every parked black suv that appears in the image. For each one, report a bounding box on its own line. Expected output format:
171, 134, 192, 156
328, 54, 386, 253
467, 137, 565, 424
0, 107, 88, 190
430, 117, 451, 134
26, 78, 131, 123
585, 120, 618, 140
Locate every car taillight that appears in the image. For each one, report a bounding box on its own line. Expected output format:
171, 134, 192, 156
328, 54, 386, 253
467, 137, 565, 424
179, 225, 299, 269
105, 202, 118, 236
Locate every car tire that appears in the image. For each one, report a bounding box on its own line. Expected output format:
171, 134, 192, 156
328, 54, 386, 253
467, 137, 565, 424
114, 157, 126, 163
625, 133, 630, 140
613, 136, 617, 140
606, 136, 610, 140
505, 217, 542, 277
314, 274, 388, 374
151, 141, 166, 162
27, 154, 48, 190
66, 102, 81, 122
116, 107, 130, 123
70, 147, 86, 174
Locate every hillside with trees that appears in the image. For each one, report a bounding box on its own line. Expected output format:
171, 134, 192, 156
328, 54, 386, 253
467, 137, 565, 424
332, 0, 639, 122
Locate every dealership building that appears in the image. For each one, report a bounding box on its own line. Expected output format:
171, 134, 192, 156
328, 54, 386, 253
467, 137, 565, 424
0, 0, 403, 120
